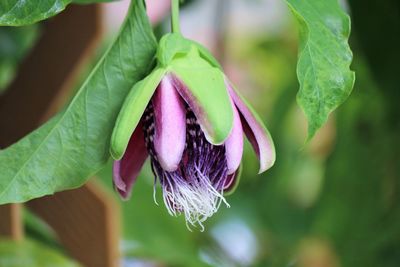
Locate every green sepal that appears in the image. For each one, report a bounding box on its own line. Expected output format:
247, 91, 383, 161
192, 41, 223, 70
169, 48, 233, 145
157, 33, 192, 67
224, 165, 242, 196
157, 33, 223, 69
110, 67, 166, 160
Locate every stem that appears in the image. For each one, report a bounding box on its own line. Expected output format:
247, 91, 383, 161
171, 0, 181, 34
214, 0, 229, 64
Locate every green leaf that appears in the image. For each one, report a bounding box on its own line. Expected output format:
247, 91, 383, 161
0, 0, 72, 26
0, 0, 157, 204
285, 0, 355, 139
170, 48, 233, 145
0, 0, 120, 26
0, 239, 80, 267
110, 67, 166, 160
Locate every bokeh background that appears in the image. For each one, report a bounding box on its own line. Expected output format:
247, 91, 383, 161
1, 0, 399, 266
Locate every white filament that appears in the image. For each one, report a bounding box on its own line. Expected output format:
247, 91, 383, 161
160, 165, 230, 231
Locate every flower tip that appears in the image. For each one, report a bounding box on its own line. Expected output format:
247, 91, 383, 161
113, 172, 133, 201
113, 185, 128, 201
257, 147, 276, 174
120, 193, 131, 201
110, 146, 124, 161
116, 188, 132, 201
157, 158, 180, 172
203, 131, 227, 146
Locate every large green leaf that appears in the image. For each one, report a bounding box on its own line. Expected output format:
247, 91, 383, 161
0, 0, 157, 204
0, 239, 80, 267
285, 0, 355, 139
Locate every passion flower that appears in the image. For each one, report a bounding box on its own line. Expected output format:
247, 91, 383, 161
110, 33, 275, 228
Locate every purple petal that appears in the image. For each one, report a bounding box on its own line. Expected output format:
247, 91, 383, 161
152, 75, 186, 171
226, 81, 276, 173
224, 101, 243, 175
113, 122, 148, 199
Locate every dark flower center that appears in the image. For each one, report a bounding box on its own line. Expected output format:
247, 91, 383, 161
143, 103, 229, 229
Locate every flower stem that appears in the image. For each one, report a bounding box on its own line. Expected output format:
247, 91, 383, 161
171, 0, 181, 34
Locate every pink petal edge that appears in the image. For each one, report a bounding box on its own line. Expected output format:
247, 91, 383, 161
226, 81, 275, 173
224, 170, 239, 194
113, 122, 148, 199
224, 100, 244, 175
153, 74, 186, 172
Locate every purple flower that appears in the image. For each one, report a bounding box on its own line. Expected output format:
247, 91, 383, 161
110, 34, 275, 228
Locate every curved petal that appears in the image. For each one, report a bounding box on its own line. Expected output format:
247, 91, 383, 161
226, 81, 276, 173
110, 67, 166, 160
170, 48, 233, 145
224, 102, 243, 175
113, 123, 148, 199
223, 165, 242, 196
153, 74, 186, 171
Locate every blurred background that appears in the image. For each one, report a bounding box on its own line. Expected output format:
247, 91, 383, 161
0, 0, 399, 266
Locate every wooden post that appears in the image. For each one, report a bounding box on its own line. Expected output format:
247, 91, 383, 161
0, 4, 102, 145
0, 204, 23, 240
27, 181, 120, 267
0, 4, 120, 267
